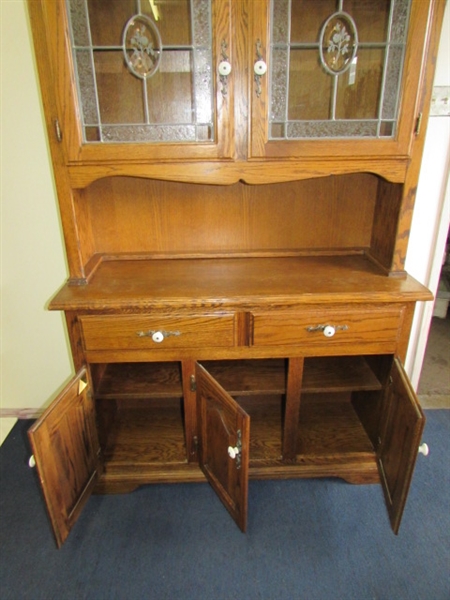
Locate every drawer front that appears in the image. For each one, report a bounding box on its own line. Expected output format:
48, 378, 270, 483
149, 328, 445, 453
252, 307, 403, 350
80, 314, 235, 351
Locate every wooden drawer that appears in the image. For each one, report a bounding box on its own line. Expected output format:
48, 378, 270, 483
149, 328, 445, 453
80, 314, 236, 351
252, 306, 404, 352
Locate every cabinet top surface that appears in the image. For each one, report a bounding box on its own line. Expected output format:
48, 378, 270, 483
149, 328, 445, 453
49, 255, 432, 311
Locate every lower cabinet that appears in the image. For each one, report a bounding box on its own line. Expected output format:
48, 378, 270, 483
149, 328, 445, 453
29, 354, 424, 547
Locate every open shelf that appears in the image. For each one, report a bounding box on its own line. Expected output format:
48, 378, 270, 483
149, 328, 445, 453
202, 360, 287, 395
302, 357, 383, 393
101, 399, 187, 466
297, 393, 376, 456
95, 362, 183, 399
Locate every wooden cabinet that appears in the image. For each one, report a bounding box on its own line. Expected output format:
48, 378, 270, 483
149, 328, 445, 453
27, 0, 445, 547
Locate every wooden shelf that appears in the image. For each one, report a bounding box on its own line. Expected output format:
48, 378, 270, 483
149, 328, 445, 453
96, 362, 183, 399
297, 393, 376, 455
302, 356, 382, 393
202, 359, 287, 395
100, 393, 374, 468
102, 400, 187, 466
49, 255, 433, 311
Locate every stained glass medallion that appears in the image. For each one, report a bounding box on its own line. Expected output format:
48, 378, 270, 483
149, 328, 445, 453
66, 0, 214, 144
269, 0, 412, 140
319, 12, 358, 75
123, 14, 162, 79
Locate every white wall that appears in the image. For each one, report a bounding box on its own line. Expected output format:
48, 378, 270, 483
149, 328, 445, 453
1, 1, 72, 442
0, 1, 449, 443
405, 2, 450, 387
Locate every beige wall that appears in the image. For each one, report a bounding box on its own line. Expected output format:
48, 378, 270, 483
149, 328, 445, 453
1, 1, 449, 443
1, 1, 72, 441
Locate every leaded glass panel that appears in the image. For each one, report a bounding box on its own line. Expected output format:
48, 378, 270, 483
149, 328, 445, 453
269, 0, 411, 140
66, 0, 214, 143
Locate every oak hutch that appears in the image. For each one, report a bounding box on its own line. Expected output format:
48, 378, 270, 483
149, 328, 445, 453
27, 0, 445, 547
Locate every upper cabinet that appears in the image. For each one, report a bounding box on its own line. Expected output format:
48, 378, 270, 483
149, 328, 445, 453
249, 0, 433, 160
42, 0, 234, 163
30, 0, 442, 172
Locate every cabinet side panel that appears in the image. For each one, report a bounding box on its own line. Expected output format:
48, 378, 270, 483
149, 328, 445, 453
370, 180, 403, 273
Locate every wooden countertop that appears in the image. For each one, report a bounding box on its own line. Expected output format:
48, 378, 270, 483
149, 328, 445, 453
49, 255, 433, 311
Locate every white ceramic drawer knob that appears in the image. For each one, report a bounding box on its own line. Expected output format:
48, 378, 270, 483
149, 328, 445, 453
228, 446, 240, 459
28, 455, 36, 468
218, 60, 232, 76
254, 60, 267, 76
418, 443, 429, 456
152, 331, 164, 343
323, 325, 336, 338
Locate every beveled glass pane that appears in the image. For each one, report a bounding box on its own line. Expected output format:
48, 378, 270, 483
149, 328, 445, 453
343, 0, 390, 42
287, 121, 378, 138
75, 49, 99, 125
272, 0, 290, 44
391, 0, 411, 43
94, 51, 145, 124
336, 48, 384, 120
192, 0, 212, 46
68, 0, 91, 46
194, 48, 213, 123
146, 51, 194, 124
269, 0, 411, 140
380, 121, 395, 137
85, 127, 101, 141
270, 47, 288, 122
270, 123, 286, 139
382, 45, 404, 119
66, 0, 214, 144
102, 125, 196, 142
142, 0, 192, 46
289, 49, 332, 121
88, 0, 135, 46
290, 0, 336, 43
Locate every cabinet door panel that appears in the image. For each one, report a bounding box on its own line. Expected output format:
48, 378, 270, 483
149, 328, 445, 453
250, 0, 435, 159
28, 369, 100, 547
196, 363, 249, 531
37, 0, 233, 163
377, 358, 424, 534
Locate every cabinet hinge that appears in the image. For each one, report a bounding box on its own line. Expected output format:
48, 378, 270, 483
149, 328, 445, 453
190, 375, 197, 392
54, 118, 62, 142
414, 112, 423, 136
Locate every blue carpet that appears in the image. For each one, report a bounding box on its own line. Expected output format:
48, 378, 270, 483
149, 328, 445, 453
1, 411, 449, 600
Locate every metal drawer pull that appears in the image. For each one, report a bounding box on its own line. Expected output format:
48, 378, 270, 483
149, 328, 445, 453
136, 330, 181, 343
306, 324, 349, 338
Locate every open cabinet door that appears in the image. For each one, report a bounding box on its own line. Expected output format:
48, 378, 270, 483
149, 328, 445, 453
28, 369, 101, 547
377, 359, 425, 534
196, 363, 250, 532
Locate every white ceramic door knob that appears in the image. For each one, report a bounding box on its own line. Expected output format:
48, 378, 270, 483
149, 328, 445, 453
218, 60, 232, 76
418, 443, 429, 456
228, 446, 240, 459
152, 331, 164, 343
254, 60, 267, 76
323, 325, 336, 337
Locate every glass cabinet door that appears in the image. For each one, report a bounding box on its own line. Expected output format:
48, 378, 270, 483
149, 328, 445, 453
56, 0, 232, 162
250, 0, 431, 159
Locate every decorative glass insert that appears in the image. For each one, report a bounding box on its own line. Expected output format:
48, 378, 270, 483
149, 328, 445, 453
319, 12, 358, 75
122, 14, 162, 79
269, 0, 411, 140
66, 0, 214, 143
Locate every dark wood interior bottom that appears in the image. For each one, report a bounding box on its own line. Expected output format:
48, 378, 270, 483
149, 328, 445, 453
99, 393, 377, 478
